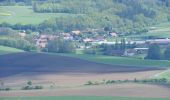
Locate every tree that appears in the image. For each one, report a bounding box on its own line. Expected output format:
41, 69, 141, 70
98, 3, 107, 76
120, 38, 126, 50
145, 44, 161, 60
164, 45, 170, 60
47, 38, 75, 53
27, 81, 32, 86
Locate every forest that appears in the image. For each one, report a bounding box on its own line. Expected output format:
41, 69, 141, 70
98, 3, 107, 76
0, 0, 170, 34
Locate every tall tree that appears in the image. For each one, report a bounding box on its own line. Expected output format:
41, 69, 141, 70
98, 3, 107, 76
164, 45, 170, 60
145, 44, 161, 60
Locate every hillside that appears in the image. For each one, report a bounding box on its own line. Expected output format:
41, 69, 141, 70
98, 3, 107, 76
0, 0, 170, 34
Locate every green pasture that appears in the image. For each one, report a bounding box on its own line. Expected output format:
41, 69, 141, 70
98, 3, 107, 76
0, 6, 80, 25
127, 22, 170, 39
153, 70, 170, 80
49, 53, 170, 68
0, 45, 24, 55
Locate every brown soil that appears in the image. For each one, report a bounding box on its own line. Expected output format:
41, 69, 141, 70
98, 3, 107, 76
0, 52, 161, 77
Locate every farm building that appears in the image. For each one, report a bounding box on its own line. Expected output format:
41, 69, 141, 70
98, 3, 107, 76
109, 32, 117, 37
124, 48, 148, 56
36, 34, 56, 48
146, 38, 170, 44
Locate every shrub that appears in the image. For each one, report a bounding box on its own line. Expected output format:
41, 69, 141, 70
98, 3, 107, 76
85, 81, 93, 85
34, 86, 43, 89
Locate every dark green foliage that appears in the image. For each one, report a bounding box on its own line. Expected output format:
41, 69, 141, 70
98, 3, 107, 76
27, 81, 32, 86
22, 85, 43, 90
84, 81, 93, 85
0, 87, 11, 91
0, 0, 170, 34
1, 0, 170, 34
85, 78, 168, 86
164, 45, 170, 60
0, 38, 37, 51
22, 81, 43, 90
0, 27, 17, 36
27, 0, 170, 34
0, 0, 32, 6
100, 38, 126, 56
145, 44, 161, 60
47, 38, 75, 53
34, 86, 43, 89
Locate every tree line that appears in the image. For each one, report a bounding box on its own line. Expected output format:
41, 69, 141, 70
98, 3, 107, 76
146, 44, 170, 60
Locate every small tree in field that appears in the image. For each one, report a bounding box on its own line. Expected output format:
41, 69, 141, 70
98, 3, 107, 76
27, 81, 32, 86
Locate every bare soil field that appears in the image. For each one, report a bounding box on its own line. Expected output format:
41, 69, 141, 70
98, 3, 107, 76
0, 52, 169, 98
0, 52, 162, 77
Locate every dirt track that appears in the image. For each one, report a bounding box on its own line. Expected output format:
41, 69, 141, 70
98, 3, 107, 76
0, 52, 162, 77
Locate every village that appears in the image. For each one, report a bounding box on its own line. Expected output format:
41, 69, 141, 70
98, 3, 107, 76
17, 29, 170, 58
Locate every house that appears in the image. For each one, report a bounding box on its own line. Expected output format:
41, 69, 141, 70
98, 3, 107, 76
71, 30, 81, 35
83, 38, 93, 42
124, 49, 136, 56
36, 35, 48, 48
109, 32, 117, 37
62, 33, 73, 40
146, 38, 170, 44
36, 34, 56, 48
134, 48, 148, 54
18, 32, 26, 38
18, 30, 26, 38
94, 36, 106, 42
124, 48, 148, 56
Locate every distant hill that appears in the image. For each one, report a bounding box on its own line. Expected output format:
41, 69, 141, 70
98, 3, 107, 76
0, 0, 170, 34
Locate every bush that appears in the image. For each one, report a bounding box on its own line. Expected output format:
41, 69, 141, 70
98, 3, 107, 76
34, 86, 43, 89
85, 81, 93, 85
0, 88, 11, 91
22, 86, 32, 90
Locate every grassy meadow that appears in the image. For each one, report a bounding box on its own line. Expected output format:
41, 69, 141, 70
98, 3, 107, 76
0, 45, 23, 55
0, 96, 170, 100
153, 70, 170, 79
51, 53, 170, 68
128, 22, 170, 39
0, 6, 80, 25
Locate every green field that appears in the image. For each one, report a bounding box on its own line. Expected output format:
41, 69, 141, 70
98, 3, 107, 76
153, 70, 170, 79
0, 6, 80, 25
128, 22, 170, 39
48, 53, 170, 68
0, 96, 169, 100
0, 45, 24, 55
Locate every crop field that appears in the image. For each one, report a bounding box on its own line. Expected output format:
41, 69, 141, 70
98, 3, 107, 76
0, 52, 161, 77
0, 96, 170, 100
0, 45, 23, 55
0, 6, 80, 25
53, 53, 170, 68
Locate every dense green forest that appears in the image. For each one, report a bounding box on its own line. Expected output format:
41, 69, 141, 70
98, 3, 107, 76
0, 0, 170, 34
